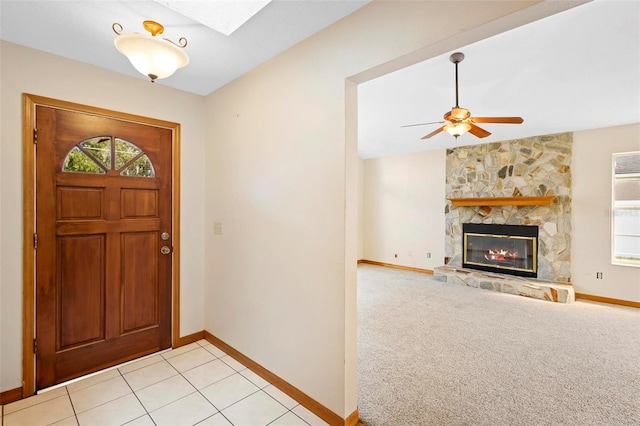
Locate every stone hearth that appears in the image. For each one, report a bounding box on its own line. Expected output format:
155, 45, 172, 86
434, 264, 575, 304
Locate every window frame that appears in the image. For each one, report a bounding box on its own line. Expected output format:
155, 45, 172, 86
611, 151, 640, 267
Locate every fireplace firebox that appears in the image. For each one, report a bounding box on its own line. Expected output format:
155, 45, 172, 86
463, 223, 538, 278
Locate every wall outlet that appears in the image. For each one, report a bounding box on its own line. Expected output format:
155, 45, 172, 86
596, 272, 603, 279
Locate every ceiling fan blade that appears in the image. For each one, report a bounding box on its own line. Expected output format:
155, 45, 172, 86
468, 123, 491, 138
471, 116, 524, 124
401, 121, 444, 128
421, 126, 444, 139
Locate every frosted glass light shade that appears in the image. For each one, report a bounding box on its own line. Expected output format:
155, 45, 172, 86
444, 122, 472, 137
114, 33, 189, 81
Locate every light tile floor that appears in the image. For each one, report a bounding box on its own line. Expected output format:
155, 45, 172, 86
1, 340, 329, 426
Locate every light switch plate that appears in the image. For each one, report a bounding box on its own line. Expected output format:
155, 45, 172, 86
214, 222, 223, 234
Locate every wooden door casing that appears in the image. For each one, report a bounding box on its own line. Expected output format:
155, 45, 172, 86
35, 106, 173, 389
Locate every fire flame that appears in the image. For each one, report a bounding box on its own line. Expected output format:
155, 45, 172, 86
484, 249, 518, 261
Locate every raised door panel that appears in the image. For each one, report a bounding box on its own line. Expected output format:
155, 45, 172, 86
57, 187, 105, 220
121, 189, 158, 218
121, 232, 159, 333
57, 235, 105, 349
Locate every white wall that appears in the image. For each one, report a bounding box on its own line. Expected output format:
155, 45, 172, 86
0, 41, 206, 392
573, 124, 640, 302
201, 0, 547, 417
362, 151, 446, 270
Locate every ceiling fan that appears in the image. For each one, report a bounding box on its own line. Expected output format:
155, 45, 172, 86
403, 52, 523, 139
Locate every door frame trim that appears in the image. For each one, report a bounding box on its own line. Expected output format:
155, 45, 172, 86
22, 93, 182, 397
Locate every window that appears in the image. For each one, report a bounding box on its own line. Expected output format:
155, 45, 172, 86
62, 137, 155, 177
612, 152, 640, 266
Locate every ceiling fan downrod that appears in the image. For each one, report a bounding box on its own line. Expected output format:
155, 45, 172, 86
450, 52, 465, 108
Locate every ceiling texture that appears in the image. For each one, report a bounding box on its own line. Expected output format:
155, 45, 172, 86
1, 0, 638, 159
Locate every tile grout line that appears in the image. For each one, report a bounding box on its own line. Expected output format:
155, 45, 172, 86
266, 409, 312, 426
177, 341, 245, 418
64, 386, 80, 425
181, 370, 224, 417
126, 354, 183, 396
182, 342, 305, 426
178, 346, 238, 424
68, 373, 143, 420
63, 357, 183, 425
195, 339, 315, 426
136, 343, 241, 424
118, 366, 158, 426
3, 388, 71, 420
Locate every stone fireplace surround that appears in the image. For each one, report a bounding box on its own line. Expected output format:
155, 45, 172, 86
434, 133, 575, 303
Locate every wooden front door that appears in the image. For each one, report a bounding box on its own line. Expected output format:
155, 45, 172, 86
35, 106, 173, 389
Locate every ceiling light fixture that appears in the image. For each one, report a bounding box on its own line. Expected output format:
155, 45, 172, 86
444, 122, 472, 137
112, 20, 188, 83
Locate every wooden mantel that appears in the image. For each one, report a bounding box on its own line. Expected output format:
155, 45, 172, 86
448, 196, 556, 207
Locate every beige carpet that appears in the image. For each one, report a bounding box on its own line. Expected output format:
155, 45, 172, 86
357, 264, 640, 426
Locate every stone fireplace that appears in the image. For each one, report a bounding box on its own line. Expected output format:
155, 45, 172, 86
434, 133, 575, 303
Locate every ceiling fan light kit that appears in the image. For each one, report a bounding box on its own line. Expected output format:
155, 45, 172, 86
444, 122, 472, 137
407, 52, 524, 140
113, 20, 189, 83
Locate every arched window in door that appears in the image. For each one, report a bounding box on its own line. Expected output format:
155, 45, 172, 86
62, 136, 155, 177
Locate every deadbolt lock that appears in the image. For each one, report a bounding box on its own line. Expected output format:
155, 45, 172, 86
161, 232, 170, 241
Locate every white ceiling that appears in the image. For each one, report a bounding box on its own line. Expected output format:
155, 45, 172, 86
0, 0, 369, 96
358, 0, 640, 158
1, 1, 638, 161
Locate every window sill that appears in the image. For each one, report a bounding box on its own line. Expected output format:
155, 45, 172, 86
612, 260, 640, 268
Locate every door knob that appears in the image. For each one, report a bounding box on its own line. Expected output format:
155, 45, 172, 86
160, 246, 171, 255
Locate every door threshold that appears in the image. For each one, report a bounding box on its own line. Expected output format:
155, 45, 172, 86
37, 348, 173, 394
